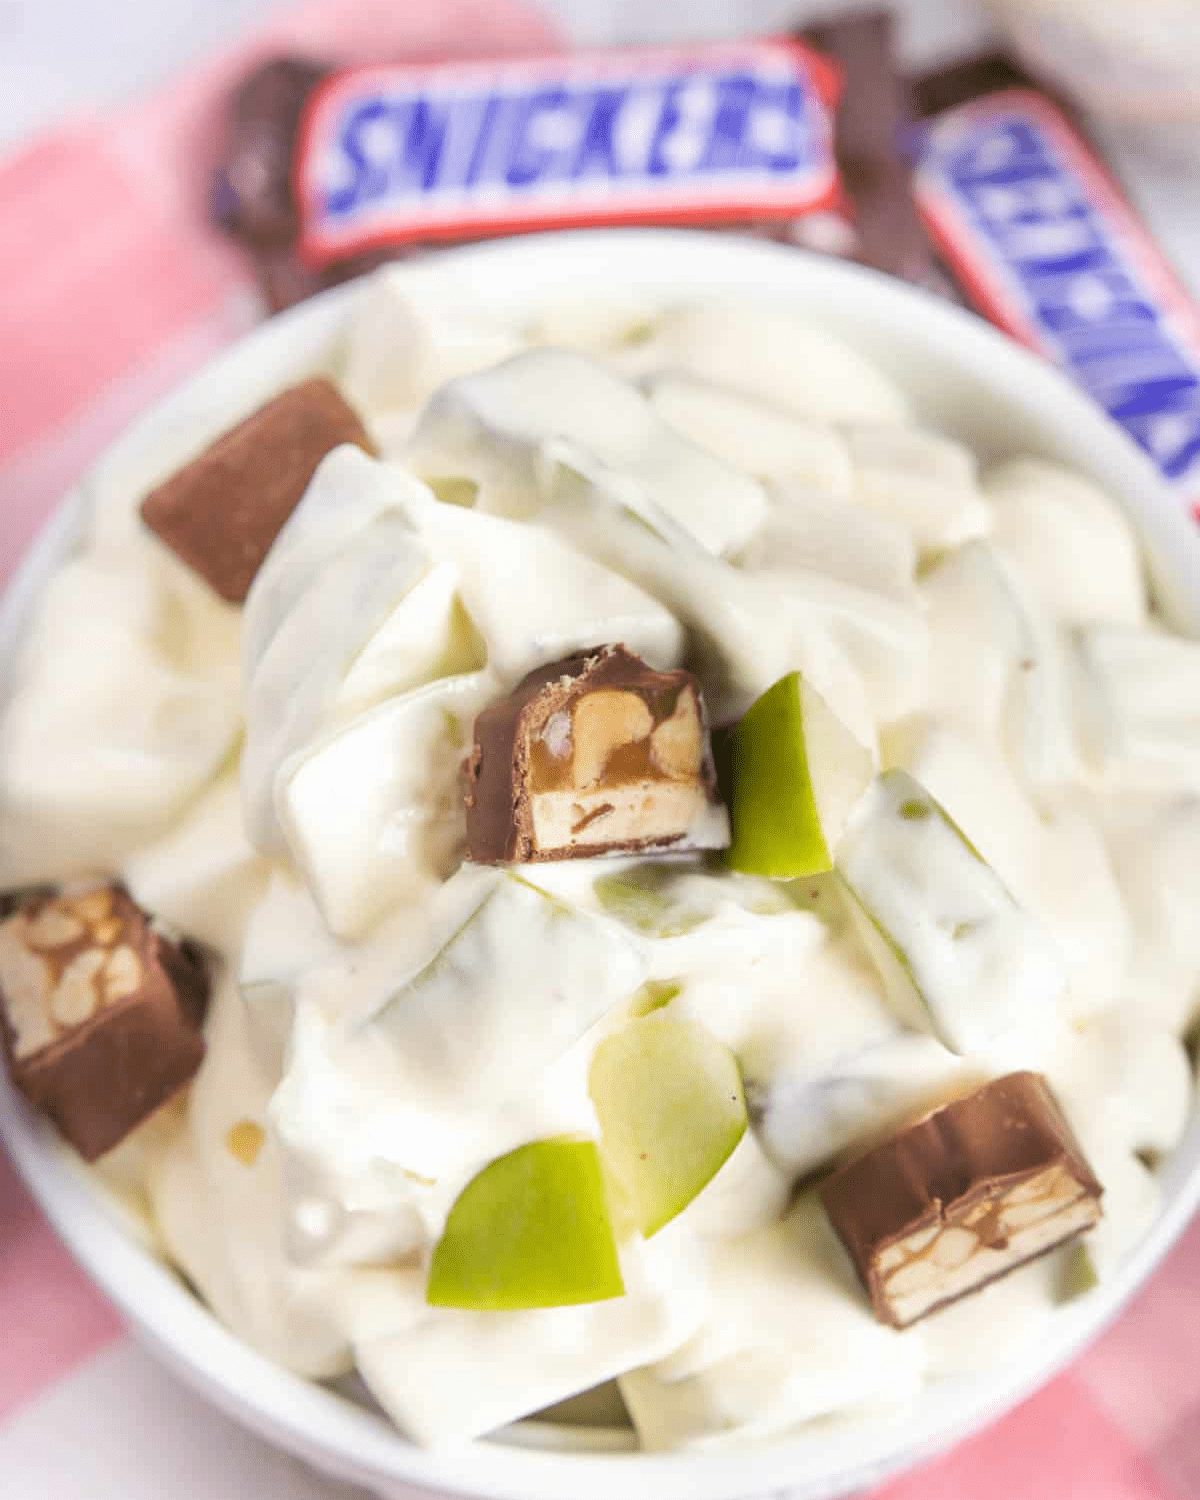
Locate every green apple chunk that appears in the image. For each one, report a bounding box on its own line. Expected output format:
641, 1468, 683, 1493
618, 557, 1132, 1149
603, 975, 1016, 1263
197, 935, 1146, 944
589, 1013, 747, 1237
371, 871, 644, 1116
836, 769, 1065, 1055
724, 671, 873, 878
593, 863, 709, 938
427, 1138, 625, 1311
1057, 1241, 1100, 1303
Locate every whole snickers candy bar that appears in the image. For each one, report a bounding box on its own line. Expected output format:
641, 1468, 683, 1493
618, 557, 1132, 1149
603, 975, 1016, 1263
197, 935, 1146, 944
465, 644, 730, 864
0, 886, 210, 1161
911, 65, 1200, 516
215, 39, 845, 306
820, 1071, 1102, 1328
140, 377, 372, 604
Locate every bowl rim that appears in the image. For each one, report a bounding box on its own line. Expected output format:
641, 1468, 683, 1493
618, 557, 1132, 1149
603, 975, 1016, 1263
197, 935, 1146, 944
3, 226, 1200, 1500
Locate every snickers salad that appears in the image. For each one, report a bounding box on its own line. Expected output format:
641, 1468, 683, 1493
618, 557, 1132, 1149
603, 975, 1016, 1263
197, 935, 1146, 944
1, 267, 1198, 1451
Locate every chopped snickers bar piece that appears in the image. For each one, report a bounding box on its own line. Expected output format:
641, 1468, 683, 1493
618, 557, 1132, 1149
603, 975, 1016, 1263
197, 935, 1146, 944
0, 886, 209, 1160
465, 645, 730, 864
140, 378, 372, 604
820, 1071, 1102, 1328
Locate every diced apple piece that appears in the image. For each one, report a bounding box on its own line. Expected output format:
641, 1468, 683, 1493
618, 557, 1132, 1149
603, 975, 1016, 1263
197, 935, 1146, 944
725, 672, 873, 878
613, 301, 910, 424
123, 772, 268, 955
983, 458, 1146, 626
921, 539, 1031, 741
241, 511, 442, 853
404, 348, 768, 555
748, 1022, 963, 1181
593, 863, 710, 938
736, 486, 916, 601
427, 1137, 624, 1310
276, 674, 486, 938
241, 445, 417, 682
922, 539, 1082, 790
620, 1199, 924, 1450
1113, 796, 1200, 1031
371, 872, 646, 1115
645, 373, 854, 493
897, 723, 1130, 1019
589, 1013, 747, 1237
413, 495, 686, 682
1076, 623, 1200, 792
237, 872, 342, 1074
353, 1223, 706, 1445
844, 423, 987, 554
338, 264, 523, 416
1057, 1241, 1100, 1302
539, 454, 879, 738
836, 769, 1066, 1055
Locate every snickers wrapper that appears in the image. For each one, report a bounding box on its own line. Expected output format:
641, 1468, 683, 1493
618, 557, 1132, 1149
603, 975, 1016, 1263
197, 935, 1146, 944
911, 57, 1200, 519
213, 29, 946, 310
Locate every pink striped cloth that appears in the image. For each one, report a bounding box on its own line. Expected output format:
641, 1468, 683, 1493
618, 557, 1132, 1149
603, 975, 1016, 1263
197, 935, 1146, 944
1, 5, 1198, 1496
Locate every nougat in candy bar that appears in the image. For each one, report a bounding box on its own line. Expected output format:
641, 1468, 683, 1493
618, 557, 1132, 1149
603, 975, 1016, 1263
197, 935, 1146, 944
464, 645, 729, 864
820, 1072, 1103, 1329
0, 886, 209, 1160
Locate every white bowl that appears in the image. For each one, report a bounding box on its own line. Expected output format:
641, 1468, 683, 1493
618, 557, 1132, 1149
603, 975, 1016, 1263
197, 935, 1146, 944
2, 229, 1199, 1500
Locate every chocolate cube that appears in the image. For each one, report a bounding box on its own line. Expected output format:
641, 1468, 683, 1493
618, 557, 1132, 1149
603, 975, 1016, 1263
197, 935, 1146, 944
465, 645, 730, 864
140, 377, 371, 604
820, 1072, 1103, 1328
0, 887, 209, 1160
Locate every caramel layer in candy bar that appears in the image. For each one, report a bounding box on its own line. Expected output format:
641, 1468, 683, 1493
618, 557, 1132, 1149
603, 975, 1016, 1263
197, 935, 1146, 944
465, 645, 730, 864
140, 377, 371, 604
820, 1072, 1102, 1328
0, 887, 209, 1160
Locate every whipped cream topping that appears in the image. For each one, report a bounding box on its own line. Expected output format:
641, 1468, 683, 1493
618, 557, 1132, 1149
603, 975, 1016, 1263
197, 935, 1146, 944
1, 263, 1198, 1451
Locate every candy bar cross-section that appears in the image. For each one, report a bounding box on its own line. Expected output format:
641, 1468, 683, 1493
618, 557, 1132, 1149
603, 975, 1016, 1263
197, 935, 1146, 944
0, 886, 209, 1160
464, 645, 730, 864
140, 377, 372, 604
820, 1071, 1102, 1328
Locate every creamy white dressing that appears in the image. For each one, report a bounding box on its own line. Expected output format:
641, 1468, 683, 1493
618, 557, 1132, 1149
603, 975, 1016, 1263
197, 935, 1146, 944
2, 272, 1198, 1453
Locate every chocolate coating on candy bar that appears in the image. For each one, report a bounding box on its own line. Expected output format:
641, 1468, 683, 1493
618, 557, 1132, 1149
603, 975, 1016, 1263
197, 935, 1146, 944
213, 57, 329, 250
212, 59, 388, 312
140, 378, 372, 604
0, 887, 209, 1161
465, 645, 729, 864
820, 1072, 1102, 1328
910, 52, 1037, 121
805, 12, 941, 289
